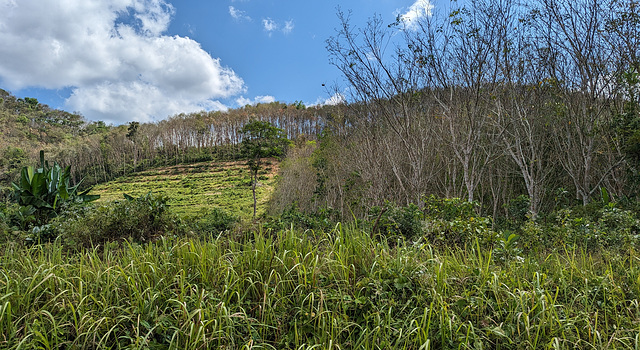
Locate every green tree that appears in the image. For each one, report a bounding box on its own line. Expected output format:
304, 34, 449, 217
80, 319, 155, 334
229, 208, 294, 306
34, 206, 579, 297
127, 121, 140, 171
240, 120, 290, 218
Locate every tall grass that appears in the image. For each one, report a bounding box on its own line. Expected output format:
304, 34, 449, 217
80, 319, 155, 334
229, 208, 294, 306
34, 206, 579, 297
0, 227, 639, 349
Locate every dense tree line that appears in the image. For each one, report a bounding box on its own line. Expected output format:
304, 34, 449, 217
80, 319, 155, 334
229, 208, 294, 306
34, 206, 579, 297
56, 102, 324, 186
271, 0, 640, 222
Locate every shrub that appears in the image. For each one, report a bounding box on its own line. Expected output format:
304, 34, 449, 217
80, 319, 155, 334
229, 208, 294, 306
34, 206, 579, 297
265, 205, 335, 232
424, 214, 498, 248
0, 210, 13, 243
422, 196, 498, 247
187, 207, 237, 235
368, 203, 424, 240
504, 194, 531, 230
516, 202, 640, 252
423, 195, 478, 221
550, 204, 640, 251
54, 192, 187, 250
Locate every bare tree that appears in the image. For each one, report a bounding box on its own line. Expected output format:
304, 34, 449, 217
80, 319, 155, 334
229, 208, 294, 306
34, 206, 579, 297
327, 10, 443, 206
535, 0, 624, 204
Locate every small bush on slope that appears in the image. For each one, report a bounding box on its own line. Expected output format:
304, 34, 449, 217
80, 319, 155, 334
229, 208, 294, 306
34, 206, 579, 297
51, 192, 187, 250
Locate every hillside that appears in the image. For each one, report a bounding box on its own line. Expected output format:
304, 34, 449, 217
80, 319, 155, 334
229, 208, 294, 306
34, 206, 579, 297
0, 88, 325, 198
0, 89, 106, 186
91, 159, 280, 218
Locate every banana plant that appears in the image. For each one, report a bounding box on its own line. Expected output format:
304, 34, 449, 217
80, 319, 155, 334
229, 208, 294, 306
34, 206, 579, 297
11, 151, 99, 223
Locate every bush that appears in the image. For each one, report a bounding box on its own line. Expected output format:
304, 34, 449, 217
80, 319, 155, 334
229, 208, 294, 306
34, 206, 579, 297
422, 196, 498, 247
0, 202, 35, 231
513, 202, 640, 252
265, 205, 335, 232
0, 210, 14, 243
54, 192, 187, 250
549, 203, 640, 251
368, 203, 424, 240
423, 195, 478, 221
187, 207, 237, 235
424, 215, 498, 248
504, 195, 531, 230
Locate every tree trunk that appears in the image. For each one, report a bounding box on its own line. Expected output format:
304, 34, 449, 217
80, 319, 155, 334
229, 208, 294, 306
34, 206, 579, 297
252, 171, 257, 219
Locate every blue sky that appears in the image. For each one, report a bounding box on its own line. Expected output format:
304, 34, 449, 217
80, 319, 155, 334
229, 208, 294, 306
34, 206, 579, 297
0, 0, 438, 124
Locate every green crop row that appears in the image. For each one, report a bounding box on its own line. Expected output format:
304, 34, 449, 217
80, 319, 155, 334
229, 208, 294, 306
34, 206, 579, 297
91, 161, 276, 218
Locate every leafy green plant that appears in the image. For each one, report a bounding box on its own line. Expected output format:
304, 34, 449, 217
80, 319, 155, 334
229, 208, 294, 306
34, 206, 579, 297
187, 207, 237, 235
504, 194, 531, 230
423, 195, 478, 221
0, 210, 13, 243
368, 203, 424, 240
11, 150, 99, 225
493, 230, 523, 263
422, 196, 498, 247
264, 204, 335, 231
55, 192, 186, 250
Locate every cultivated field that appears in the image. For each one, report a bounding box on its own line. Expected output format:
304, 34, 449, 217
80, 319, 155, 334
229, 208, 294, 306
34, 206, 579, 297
91, 159, 279, 218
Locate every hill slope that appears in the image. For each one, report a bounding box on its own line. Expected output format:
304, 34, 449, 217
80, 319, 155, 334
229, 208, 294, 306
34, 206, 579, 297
91, 159, 279, 218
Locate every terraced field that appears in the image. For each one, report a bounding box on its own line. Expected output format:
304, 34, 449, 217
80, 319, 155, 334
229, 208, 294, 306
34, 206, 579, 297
91, 159, 279, 218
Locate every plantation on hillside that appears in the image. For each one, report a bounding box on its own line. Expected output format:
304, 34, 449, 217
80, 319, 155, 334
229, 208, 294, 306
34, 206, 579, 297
91, 159, 279, 218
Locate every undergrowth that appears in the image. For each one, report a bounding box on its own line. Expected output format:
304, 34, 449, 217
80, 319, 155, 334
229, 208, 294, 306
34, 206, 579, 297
0, 225, 639, 349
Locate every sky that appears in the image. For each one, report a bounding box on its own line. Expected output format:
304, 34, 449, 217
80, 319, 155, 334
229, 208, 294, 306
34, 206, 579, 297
0, 0, 438, 125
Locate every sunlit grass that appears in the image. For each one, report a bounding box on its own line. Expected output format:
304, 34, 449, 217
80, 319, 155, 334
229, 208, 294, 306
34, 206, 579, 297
91, 159, 279, 219
1, 227, 639, 349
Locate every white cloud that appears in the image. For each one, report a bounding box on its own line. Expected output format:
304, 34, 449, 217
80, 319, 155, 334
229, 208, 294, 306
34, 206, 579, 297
263, 18, 295, 36
229, 6, 251, 22
0, 0, 245, 124
263, 18, 278, 35
132, 0, 174, 36
398, 0, 434, 30
67, 81, 229, 124
283, 20, 294, 34
236, 95, 276, 106
311, 92, 346, 107
321, 92, 346, 106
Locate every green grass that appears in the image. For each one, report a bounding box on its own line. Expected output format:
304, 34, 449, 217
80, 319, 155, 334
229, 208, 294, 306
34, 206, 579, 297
1, 227, 639, 349
91, 160, 278, 219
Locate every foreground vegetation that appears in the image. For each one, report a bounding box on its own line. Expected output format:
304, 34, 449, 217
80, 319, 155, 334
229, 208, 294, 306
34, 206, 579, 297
0, 225, 638, 349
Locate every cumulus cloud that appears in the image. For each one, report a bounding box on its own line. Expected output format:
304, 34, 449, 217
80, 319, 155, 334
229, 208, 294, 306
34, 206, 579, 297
311, 92, 346, 107
321, 92, 346, 106
229, 6, 251, 22
236, 95, 276, 106
0, 0, 245, 124
397, 0, 434, 30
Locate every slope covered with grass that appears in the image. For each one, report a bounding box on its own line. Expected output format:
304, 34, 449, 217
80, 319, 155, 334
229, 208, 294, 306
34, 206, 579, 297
91, 159, 279, 219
